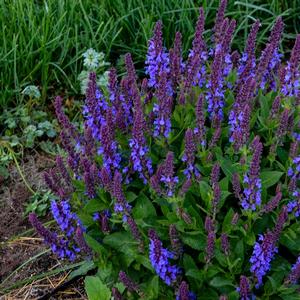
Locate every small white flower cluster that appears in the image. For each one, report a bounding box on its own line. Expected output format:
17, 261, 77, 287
82, 48, 109, 70
22, 85, 41, 99
79, 48, 110, 94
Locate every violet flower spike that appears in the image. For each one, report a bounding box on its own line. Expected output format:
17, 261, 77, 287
169, 31, 183, 90
129, 107, 153, 183
241, 139, 263, 211
176, 281, 196, 300
29, 213, 76, 260
153, 71, 173, 138
145, 21, 170, 89
221, 233, 230, 256
238, 275, 251, 300
213, 0, 228, 45
50, 199, 79, 237
118, 271, 139, 293
169, 224, 182, 259
148, 229, 181, 286
182, 128, 200, 179
194, 94, 206, 147
160, 152, 179, 197
250, 206, 287, 287
287, 256, 300, 284
238, 20, 260, 78
281, 35, 300, 96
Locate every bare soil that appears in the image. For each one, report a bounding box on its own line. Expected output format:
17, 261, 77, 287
0, 153, 86, 299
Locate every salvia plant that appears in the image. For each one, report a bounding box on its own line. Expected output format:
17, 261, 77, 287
29, 0, 300, 299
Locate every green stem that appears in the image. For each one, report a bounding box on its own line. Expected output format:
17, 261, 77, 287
2, 142, 36, 194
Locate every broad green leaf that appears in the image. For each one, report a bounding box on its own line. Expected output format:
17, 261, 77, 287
210, 276, 234, 287
186, 269, 203, 281
222, 208, 235, 232
84, 234, 106, 255
216, 154, 239, 181
145, 276, 159, 299
84, 198, 107, 213
260, 171, 283, 189
182, 233, 206, 251
133, 193, 156, 219
85, 276, 111, 300
103, 232, 137, 250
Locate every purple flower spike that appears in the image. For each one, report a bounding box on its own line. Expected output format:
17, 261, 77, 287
119, 271, 139, 293
262, 189, 282, 214
194, 94, 206, 147
145, 21, 170, 89
83, 73, 108, 141
213, 0, 228, 45
238, 20, 260, 79
98, 110, 121, 176
287, 256, 300, 284
241, 138, 263, 211
221, 233, 230, 255
148, 229, 181, 286
50, 199, 79, 237
281, 35, 300, 96
160, 152, 179, 197
170, 32, 183, 90
112, 287, 123, 300
112, 171, 132, 217
205, 230, 216, 264
176, 281, 196, 300
169, 224, 182, 259
238, 275, 251, 300
250, 207, 287, 288
153, 71, 173, 138
183, 7, 207, 98
256, 17, 284, 90
130, 107, 153, 183
207, 19, 236, 122
182, 129, 200, 179
29, 213, 76, 261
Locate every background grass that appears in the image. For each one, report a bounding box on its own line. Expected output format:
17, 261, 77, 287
0, 0, 299, 107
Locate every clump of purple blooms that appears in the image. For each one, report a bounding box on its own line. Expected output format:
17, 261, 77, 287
148, 229, 181, 286
29, 0, 300, 298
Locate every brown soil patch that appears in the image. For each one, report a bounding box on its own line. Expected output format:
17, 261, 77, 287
0, 152, 86, 299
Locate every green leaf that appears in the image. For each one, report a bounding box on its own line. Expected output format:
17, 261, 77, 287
84, 234, 106, 255
132, 193, 156, 219
222, 208, 234, 232
145, 276, 159, 299
84, 276, 111, 300
210, 276, 234, 287
186, 269, 203, 281
103, 232, 137, 250
182, 233, 206, 251
216, 154, 239, 181
260, 171, 283, 189
69, 261, 95, 280
84, 198, 107, 213
199, 180, 212, 207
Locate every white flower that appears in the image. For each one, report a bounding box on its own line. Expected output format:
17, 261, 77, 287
22, 85, 41, 99
82, 48, 101, 70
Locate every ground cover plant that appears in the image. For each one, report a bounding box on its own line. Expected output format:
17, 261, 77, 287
1, 0, 299, 107
23, 0, 300, 299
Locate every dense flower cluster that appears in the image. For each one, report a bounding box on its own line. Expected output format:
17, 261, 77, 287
29, 0, 300, 298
